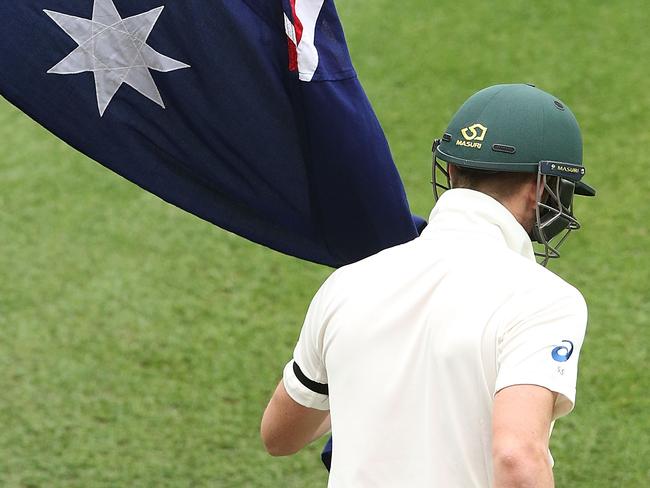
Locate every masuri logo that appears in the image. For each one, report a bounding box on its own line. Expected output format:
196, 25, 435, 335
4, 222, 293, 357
461, 123, 488, 141
456, 123, 487, 149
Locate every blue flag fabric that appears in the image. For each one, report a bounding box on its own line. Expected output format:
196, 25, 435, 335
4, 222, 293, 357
0, 0, 424, 268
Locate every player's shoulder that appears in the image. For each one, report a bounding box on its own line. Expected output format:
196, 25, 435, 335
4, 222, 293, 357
334, 236, 418, 275
317, 237, 419, 298
504, 251, 587, 317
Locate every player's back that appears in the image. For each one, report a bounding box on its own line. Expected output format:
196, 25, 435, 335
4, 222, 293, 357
321, 191, 578, 487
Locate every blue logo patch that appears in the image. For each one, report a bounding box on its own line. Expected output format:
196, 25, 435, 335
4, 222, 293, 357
552, 340, 574, 362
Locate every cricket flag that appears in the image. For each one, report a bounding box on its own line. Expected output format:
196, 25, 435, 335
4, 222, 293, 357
0, 0, 424, 267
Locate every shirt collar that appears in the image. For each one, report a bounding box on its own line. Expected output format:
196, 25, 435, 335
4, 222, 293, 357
421, 189, 535, 261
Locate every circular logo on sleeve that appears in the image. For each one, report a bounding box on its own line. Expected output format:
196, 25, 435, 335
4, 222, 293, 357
551, 340, 574, 362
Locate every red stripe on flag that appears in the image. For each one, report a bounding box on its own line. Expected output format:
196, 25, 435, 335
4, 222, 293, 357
289, 0, 303, 44
287, 38, 298, 72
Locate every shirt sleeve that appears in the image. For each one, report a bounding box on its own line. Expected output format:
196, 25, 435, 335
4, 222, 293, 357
282, 278, 332, 411
494, 287, 588, 420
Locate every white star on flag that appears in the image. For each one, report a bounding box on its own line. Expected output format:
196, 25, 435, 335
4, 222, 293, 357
45, 0, 190, 116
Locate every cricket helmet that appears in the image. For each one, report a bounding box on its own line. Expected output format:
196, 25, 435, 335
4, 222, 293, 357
432, 84, 596, 265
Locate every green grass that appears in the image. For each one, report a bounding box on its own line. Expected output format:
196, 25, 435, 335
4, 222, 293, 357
1, 0, 649, 485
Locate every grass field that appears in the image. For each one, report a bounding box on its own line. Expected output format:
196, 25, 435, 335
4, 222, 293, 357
1, 0, 649, 486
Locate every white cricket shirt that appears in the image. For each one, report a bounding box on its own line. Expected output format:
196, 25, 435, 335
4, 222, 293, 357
283, 189, 588, 487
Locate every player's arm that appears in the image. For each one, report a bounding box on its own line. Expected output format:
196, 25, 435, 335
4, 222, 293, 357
493, 287, 588, 486
261, 277, 335, 457
492, 385, 556, 488
261, 380, 330, 456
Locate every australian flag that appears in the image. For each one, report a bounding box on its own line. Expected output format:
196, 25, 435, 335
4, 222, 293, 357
0, 0, 424, 268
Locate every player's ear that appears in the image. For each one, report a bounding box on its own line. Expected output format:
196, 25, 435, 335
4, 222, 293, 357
528, 175, 541, 210
447, 164, 457, 188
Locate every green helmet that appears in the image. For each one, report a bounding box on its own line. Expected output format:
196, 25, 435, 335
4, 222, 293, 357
432, 84, 596, 265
